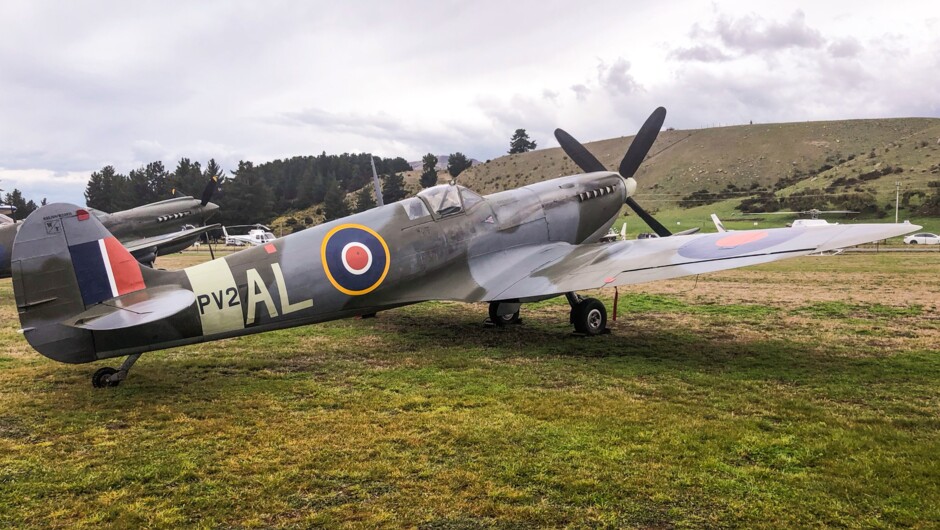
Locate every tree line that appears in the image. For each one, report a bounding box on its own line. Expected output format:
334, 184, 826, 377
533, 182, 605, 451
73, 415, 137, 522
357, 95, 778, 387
82, 154, 413, 226
4, 129, 540, 226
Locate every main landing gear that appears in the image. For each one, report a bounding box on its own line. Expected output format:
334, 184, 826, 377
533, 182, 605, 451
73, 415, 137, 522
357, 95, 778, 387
566, 292, 608, 336
91, 353, 142, 388
488, 301, 521, 326
487, 294, 609, 336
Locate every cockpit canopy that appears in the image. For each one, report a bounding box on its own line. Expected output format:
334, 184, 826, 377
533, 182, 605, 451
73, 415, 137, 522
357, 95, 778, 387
416, 184, 484, 218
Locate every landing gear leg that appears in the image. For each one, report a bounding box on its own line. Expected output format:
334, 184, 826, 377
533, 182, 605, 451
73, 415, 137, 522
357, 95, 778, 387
565, 292, 582, 313
566, 292, 608, 336
92, 353, 142, 388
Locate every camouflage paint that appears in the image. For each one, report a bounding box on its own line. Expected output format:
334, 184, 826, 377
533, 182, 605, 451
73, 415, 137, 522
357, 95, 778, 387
10, 174, 921, 365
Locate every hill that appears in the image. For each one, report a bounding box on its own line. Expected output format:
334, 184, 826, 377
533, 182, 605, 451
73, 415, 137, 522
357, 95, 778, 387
459, 118, 939, 201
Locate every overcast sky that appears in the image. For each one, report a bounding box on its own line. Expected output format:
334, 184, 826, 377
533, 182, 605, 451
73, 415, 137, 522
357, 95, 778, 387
1, 1, 938, 205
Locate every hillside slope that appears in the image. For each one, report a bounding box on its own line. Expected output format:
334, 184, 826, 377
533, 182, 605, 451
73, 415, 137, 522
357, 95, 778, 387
459, 118, 940, 201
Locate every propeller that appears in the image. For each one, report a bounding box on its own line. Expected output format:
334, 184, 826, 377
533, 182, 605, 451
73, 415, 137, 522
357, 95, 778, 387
554, 107, 672, 237
200, 176, 220, 207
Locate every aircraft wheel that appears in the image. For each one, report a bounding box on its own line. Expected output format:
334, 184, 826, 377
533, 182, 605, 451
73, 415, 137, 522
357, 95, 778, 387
92, 367, 120, 388
488, 302, 520, 326
572, 298, 607, 336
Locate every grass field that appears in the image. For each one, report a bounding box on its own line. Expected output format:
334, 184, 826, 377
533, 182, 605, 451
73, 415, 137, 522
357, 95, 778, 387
1, 251, 938, 528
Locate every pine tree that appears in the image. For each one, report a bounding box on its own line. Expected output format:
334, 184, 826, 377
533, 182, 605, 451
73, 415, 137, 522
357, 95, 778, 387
145, 161, 171, 199
508, 129, 537, 154
420, 153, 438, 188
85, 170, 107, 210
202, 158, 224, 200
172, 158, 204, 196
295, 166, 321, 209
382, 172, 408, 203
323, 179, 350, 221
127, 165, 156, 207
204, 159, 224, 180
85, 165, 124, 211
3, 189, 26, 220
355, 186, 376, 212
217, 161, 272, 225
447, 152, 472, 178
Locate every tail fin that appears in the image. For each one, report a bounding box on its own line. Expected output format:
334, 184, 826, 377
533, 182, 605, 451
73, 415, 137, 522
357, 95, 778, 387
12, 203, 150, 363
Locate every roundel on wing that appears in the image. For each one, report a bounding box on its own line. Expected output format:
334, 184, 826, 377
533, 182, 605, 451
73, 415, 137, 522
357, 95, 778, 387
321, 224, 390, 295
677, 228, 807, 260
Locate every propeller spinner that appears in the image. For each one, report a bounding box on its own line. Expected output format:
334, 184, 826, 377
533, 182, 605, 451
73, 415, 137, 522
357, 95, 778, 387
555, 107, 672, 237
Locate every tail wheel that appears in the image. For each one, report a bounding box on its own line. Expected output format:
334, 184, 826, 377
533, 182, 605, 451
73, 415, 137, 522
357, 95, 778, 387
488, 302, 520, 326
572, 298, 607, 336
92, 367, 120, 388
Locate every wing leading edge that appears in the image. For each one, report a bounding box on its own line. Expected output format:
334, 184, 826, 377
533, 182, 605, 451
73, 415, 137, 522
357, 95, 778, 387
465, 223, 919, 302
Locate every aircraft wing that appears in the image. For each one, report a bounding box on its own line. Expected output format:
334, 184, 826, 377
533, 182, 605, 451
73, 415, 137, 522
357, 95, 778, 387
123, 224, 220, 256
457, 223, 916, 302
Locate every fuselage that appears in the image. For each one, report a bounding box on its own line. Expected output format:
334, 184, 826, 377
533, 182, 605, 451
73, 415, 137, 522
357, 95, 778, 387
0, 221, 18, 277
94, 197, 219, 242
59, 171, 627, 361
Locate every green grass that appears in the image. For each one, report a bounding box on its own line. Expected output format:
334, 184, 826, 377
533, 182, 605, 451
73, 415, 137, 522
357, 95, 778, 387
1, 254, 939, 528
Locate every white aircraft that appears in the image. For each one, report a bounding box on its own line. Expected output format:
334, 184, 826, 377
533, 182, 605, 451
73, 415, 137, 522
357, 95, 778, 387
222, 224, 277, 246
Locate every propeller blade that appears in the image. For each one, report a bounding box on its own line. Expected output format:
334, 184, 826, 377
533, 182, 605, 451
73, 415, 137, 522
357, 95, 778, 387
618, 107, 666, 179
626, 197, 672, 237
200, 176, 219, 207
554, 128, 606, 173
557, 107, 673, 238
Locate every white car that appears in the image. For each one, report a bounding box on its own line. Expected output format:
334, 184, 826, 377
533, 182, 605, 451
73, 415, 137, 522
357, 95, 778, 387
903, 232, 940, 245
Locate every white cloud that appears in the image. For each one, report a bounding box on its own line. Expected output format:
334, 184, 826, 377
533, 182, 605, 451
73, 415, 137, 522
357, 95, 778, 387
714, 10, 824, 53
0, 169, 91, 205
0, 1, 937, 205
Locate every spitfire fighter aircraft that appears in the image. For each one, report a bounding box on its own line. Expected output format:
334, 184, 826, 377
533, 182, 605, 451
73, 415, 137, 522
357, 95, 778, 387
10, 108, 919, 387
0, 177, 220, 278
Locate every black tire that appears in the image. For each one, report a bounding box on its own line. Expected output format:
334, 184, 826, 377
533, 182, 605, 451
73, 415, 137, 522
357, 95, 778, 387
911, 240, 918, 244
92, 367, 120, 388
489, 302, 520, 326
572, 298, 607, 336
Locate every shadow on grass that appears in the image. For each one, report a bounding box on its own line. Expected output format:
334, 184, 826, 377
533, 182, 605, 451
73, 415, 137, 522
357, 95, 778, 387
9, 298, 933, 408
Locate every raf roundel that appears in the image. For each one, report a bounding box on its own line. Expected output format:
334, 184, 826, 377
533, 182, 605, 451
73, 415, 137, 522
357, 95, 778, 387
321, 224, 390, 295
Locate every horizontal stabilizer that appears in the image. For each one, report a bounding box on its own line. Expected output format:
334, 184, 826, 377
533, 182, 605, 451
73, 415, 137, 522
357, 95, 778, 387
673, 227, 701, 236
64, 285, 195, 331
